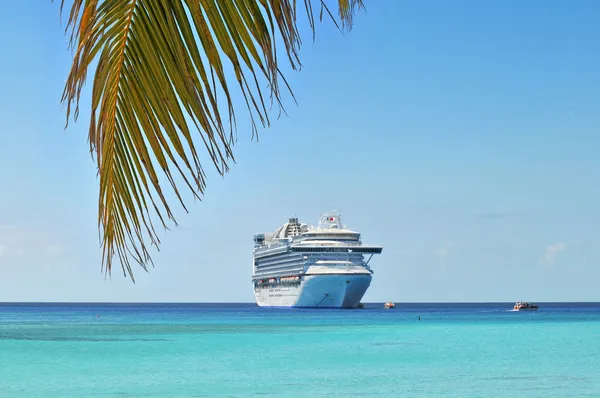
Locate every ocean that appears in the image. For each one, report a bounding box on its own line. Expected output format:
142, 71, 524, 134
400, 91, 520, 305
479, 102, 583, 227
1, 302, 599, 397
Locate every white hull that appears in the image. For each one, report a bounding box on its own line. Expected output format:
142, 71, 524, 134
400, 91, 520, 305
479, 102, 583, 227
254, 272, 372, 308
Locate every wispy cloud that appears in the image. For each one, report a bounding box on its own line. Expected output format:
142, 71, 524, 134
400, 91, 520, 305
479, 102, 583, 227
0, 225, 68, 266
0, 226, 22, 262
433, 242, 454, 270
475, 211, 526, 220
435, 242, 453, 259
45, 244, 65, 256
540, 243, 567, 265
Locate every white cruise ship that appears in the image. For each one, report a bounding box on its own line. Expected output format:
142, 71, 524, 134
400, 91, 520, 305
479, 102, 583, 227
252, 212, 383, 308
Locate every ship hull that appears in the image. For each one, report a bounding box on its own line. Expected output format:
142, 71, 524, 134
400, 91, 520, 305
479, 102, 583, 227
254, 273, 372, 308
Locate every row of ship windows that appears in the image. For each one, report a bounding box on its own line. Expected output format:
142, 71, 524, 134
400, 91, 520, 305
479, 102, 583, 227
302, 234, 359, 238
255, 257, 304, 267
290, 247, 379, 253
254, 266, 304, 273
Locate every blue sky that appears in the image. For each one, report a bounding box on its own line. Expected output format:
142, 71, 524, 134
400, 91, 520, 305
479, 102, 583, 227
0, 1, 599, 302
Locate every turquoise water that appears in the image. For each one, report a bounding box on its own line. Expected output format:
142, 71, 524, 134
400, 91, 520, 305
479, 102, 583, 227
1, 303, 599, 397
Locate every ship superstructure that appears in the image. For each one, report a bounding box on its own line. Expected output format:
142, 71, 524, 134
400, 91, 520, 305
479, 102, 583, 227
252, 212, 383, 308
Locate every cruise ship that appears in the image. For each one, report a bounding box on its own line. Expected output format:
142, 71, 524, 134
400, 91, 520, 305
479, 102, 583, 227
252, 212, 383, 308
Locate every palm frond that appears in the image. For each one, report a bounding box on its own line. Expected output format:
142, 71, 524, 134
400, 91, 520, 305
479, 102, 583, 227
57, 0, 364, 281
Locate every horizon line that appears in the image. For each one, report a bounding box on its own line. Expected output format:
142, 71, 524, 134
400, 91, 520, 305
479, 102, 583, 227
1, 301, 600, 304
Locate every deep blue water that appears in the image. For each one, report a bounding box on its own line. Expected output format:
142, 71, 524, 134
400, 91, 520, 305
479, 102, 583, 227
1, 302, 599, 397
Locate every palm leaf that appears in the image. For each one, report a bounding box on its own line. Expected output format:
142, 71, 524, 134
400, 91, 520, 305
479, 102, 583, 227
57, 0, 364, 281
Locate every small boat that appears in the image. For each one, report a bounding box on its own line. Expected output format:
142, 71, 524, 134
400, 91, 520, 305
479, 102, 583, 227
384, 301, 395, 309
513, 301, 538, 311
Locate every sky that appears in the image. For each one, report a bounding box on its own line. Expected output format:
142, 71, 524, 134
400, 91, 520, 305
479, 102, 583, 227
0, 0, 599, 302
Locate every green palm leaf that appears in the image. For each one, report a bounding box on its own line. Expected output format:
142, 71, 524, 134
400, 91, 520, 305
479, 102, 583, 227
57, 0, 364, 281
